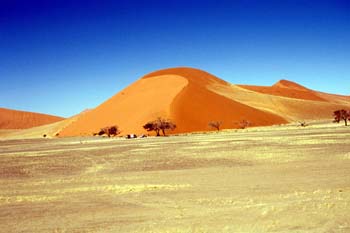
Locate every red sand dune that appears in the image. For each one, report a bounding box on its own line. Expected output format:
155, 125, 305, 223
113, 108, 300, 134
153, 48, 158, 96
0, 107, 64, 129
59, 67, 350, 136
5, 67, 349, 138
3, 67, 348, 138
59, 67, 288, 137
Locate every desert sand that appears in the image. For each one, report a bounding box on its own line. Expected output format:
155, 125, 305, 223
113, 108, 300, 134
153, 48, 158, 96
0, 108, 64, 130
1, 121, 350, 232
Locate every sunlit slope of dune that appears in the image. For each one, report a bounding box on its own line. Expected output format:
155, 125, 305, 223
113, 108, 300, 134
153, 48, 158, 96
59, 74, 189, 136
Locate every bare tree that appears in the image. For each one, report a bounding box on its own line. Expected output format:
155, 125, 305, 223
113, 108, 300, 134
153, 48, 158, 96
208, 121, 222, 131
143, 117, 176, 136
333, 109, 350, 126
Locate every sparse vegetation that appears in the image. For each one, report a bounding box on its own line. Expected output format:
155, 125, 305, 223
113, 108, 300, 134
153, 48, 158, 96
238, 120, 251, 129
143, 118, 176, 136
333, 109, 350, 126
96, 125, 120, 137
208, 121, 222, 131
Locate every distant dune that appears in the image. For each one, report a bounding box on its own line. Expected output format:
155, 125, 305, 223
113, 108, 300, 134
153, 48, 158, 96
238, 80, 327, 101
0, 109, 89, 139
0, 107, 64, 129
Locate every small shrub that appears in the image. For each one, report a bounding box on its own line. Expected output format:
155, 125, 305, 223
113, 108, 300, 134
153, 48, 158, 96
208, 121, 222, 131
238, 120, 251, 129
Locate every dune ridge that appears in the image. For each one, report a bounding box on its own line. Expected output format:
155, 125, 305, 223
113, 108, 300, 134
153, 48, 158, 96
238, 80, 327, 102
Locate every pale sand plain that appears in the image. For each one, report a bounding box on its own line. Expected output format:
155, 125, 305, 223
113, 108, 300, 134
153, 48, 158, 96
0, 121, 350, 232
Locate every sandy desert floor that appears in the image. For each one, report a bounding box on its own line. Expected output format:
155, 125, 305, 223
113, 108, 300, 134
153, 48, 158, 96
1, 121, 350, 233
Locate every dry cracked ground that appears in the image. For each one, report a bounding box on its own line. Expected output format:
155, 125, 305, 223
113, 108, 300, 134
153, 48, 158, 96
0, 121, 350, 233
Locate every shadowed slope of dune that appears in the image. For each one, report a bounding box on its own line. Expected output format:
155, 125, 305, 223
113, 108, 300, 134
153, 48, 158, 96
0, 108, 64, 129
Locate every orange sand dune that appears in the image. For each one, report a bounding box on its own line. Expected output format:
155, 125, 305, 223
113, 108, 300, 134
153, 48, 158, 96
239, 79, 327, 101
0, 109, 92, 139
4, 68, 347, 139
36, 67, 349, 137
0, 107, 64, 129
59, 67, 287, 137
0, 113, 84, 139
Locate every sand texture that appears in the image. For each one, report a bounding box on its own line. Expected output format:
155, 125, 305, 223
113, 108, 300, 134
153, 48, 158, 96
1, 121, 350, 232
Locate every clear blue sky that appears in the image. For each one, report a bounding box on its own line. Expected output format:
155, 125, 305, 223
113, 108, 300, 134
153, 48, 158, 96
1, 0, 349, 117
